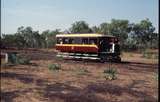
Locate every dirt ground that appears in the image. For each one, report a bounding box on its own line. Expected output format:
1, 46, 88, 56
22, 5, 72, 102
1, 49, 159, 102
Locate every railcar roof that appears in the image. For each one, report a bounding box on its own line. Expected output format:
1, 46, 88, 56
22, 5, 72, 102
56, 33, 115, 38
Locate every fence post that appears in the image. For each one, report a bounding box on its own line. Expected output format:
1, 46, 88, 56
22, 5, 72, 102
5, 53, 8, 63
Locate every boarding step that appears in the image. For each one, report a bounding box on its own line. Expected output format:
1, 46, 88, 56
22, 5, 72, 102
56, 53, 100, 60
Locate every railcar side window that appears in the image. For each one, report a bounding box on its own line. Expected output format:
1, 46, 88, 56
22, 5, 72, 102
82, 38, 88, 44
57, 37, 98, 44
63, 38, 70, 44
68, 38, 74, 44
89, 38, 97, 45
74, 38, 81, 44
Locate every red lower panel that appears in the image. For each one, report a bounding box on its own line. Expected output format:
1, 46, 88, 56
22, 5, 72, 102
56, 45, 98, 53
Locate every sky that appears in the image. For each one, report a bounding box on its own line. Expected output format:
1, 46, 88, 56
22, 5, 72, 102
1, 0, 159, 34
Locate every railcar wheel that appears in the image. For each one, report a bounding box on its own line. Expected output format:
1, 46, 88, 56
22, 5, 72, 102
100, 56, 107, 63
100, 57, 105, 63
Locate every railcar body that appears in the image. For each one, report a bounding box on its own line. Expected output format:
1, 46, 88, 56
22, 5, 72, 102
55, 33, 121, 62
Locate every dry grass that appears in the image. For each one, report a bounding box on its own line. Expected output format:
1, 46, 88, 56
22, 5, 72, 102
1, 49, 158, 102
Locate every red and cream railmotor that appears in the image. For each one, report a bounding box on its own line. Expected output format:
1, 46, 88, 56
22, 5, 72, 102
55, 33, 121, 62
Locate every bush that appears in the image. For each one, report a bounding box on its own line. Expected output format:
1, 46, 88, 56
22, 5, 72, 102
17, 57, 30, 64
7, 52, 18, 64
142, 50, 153, 59
155, 73, 158, 81
7, 53, 30, 65
48, 63, 61, 71
104, 68, 117, 80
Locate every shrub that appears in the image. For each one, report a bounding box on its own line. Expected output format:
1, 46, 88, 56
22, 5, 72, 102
155, 73, 158, 81
104, 68, 117, 80
17, 56, 30, 64
142, 50, 153, 59
7, 52, 18, 64
48, 63, 61, 71
7, 53, 30, 65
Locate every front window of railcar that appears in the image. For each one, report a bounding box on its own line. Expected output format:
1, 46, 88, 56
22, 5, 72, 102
57, 38, 62, 44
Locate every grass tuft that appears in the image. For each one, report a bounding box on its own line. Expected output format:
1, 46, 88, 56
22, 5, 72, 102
48, 63, 61, 71
104, 68, 117, 80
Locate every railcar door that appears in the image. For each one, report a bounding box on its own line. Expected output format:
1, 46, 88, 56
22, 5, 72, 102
98, 37, 111, 52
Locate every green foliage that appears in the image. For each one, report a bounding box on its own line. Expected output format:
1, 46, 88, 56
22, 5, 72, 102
144, 53, 152, 59
1, 27, 61, 49
17, 56, 30, 65
155, 73, 158, 81
91, 26, 100, 33
104, 68, 117, 80
1, 34, 18, 48
1, 18, 158, 51
7, 53, 18, 64
131, 18, 157, 49
99, 23, 110, 34
142, 50, 158, 59
6, 53, 30, 65
48, 63, 61, 71
70, 21, 92, 33
41, 29, 61, 48
123, 37, 138, 51
109, 19, 130, 46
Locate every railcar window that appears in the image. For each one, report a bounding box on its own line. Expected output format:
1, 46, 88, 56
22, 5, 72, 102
57, 38, 62, 44
58, 37, 99, 44
89, 38, 97, 45
69, 38, 74, 44
74, 38, 81, 44
82, 38, 88, 44
57, 38, 74, 44
63, 38, 70, 44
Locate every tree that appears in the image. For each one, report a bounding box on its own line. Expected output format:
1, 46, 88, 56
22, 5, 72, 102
15, 26, 43, 48
132, 18, 156, 49
150, 33, 159, 49
1, 19, 157, 50
91, 26, 100, 33
99, 23, 110, 34
1, 34, 17, 48
41, 29, 61, 48
70, 21, 92, 33
106, 19, 131, 48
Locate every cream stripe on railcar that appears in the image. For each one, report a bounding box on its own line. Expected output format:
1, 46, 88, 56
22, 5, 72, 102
56, 44, 98, 48
56, 33, 115, 38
